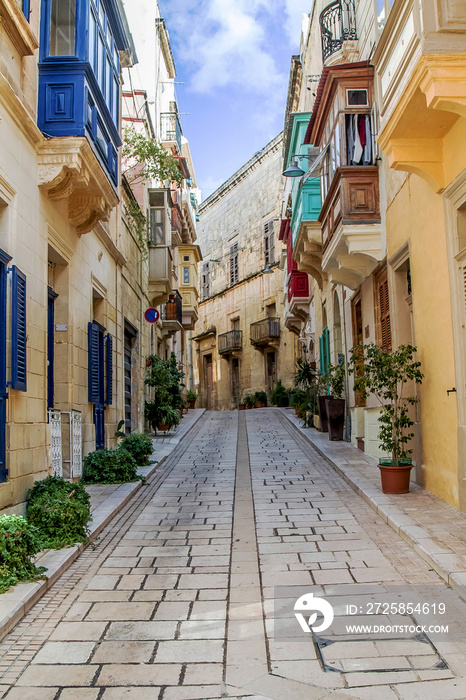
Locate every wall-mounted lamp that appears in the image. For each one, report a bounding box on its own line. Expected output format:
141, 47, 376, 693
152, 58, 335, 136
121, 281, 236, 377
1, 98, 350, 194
263, 264, 274, 274
282, 154, 311, 178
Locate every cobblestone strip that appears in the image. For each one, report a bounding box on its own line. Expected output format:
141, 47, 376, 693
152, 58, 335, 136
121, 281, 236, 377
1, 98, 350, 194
0, 411, 210, 696
245, 409, 466, 700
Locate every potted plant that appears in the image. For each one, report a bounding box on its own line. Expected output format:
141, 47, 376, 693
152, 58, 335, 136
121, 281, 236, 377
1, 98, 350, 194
145, 403, 181, 433
288, 387, 307, 416
186, 390, 197, 409
254, 391, 267, 408
316, 374, 331, 433
238, 394, 246, 411
271, 380, 289, 407
326, 362, 346, 441
350, 343, 423, 494
244, 393, 256, 409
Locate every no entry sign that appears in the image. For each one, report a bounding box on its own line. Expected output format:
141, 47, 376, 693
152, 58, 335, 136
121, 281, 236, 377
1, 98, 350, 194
144, 307, 160, 323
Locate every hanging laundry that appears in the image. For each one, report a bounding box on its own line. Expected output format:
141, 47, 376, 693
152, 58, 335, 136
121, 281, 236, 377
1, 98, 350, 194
353, 114, 363, 164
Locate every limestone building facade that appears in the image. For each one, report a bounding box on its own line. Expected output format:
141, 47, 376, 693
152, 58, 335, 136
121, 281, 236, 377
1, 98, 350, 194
280, 0, 466, 510
0, 0, 200, 514
195, 134, 297, 411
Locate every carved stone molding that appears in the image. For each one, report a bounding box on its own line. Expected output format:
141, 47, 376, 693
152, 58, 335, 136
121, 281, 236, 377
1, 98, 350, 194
38, 137, 119, 234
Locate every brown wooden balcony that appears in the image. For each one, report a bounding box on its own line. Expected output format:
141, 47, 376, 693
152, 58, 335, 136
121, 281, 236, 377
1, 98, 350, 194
160, 291, 183, 337
319, 166, 384, 289
250, 318, 281, 348
218, 330, 243, 356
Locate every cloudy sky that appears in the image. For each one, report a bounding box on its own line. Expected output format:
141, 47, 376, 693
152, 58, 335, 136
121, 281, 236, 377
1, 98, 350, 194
157, 0, 312, 199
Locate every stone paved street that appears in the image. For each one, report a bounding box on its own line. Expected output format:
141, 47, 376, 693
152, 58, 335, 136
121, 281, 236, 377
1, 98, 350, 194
1, 410, 466, 700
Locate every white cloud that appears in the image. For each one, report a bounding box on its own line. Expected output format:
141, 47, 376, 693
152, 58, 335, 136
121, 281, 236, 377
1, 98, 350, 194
162, 0, 286, 96
283, 0, 314, 46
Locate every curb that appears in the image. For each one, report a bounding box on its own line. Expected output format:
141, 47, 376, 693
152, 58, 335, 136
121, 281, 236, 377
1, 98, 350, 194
0, 408, 206, 642
279, 409, 466, 604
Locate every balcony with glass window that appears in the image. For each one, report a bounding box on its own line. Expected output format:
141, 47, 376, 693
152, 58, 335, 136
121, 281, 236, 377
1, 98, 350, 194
148, 189, 175, 303
37, 0, 133, 231
250, 318, 281, 348
160, 291, 183, 337
282, 113, 323, 288
320, 0, 358, 66
303, 63, 384, 289
218, 330, 243, 356
179, 244, 202, 330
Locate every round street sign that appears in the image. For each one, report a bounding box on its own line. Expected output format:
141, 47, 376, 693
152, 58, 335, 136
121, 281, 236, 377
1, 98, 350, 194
145, 307, 160, 323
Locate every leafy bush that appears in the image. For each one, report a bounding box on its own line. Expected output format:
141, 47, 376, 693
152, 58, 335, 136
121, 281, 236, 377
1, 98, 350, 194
144, 402, 181, 431
244, 393, 256, 407
254, 391, 267, 405
119, 433, 153, 465
186, 389, 197, 401
26, 476, 91, 550
271, 380, 289, 407
327, 361, 346, 399
82, 448, 139, 484
0, 515, 46, 594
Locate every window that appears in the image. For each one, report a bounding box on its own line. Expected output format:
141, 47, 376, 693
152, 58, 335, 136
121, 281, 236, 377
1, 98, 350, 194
202, 262, 210, 300
230, 243, 239, 285
183, 267, 189, 284
88, 0, 120, 124
49, 0, 76, 56
264, 221, 275, 266
10, 266, 27, 392
376, 267, 392, 352
148, 191, 166, 246
347, 89, 368, 107
319, 327, 330, 376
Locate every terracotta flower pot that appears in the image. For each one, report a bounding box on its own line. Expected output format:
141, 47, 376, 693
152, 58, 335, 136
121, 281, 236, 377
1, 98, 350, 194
257, 402, 266, 408
378, 459, 413, 494
238, 403, 246, 411
157, 423, 169, 432
188, 400, 196, 409
325, 397, 345, 441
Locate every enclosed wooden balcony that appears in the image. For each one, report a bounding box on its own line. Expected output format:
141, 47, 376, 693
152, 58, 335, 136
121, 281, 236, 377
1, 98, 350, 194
218, 330, 243, 356
148, 246, 174, 303
160, 291, 183, 337
250, 318, 281, 348
319, 166, 384, 289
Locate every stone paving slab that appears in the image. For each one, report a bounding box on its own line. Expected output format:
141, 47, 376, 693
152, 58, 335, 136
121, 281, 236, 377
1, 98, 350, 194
0, 410, 205, 642
279, 408, 466, 602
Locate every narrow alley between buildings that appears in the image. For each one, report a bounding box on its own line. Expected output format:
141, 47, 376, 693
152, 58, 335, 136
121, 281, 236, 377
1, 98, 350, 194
1, 410, 466, 700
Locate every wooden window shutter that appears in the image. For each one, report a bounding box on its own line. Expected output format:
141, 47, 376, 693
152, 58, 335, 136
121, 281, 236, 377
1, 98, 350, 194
264, 221, 275, 265
11, 266, 27, 391
105, 333, 113, 405
88, 322, 101, 404
230, 243, 238, 285
377, 269, 392, 351
319, 334, 325, 376
323, 326, 330, 374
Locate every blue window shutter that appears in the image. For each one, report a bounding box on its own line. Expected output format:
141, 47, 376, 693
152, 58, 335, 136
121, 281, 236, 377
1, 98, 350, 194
88, 321, 100, 403
22, 0, 30, 20
105, 333, 113, 405
11, 266, 27, 391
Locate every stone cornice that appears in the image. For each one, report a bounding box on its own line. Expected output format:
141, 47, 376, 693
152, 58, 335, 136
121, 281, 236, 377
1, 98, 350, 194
38, 137, 119, 234
0, 0, 38, 56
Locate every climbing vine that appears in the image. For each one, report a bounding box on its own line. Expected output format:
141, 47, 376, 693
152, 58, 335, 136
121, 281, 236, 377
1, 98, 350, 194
122, 126, 183, 186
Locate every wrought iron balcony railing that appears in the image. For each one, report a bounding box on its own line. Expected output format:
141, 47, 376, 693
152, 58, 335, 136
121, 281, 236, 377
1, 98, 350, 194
161, 292, 183, 325
250, 317, 281, 346
320, 0, 357, 63
160, 112, 182, 153
218, 330, 243, 355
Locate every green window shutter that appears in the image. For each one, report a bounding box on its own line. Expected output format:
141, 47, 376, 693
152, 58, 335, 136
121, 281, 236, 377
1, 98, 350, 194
319, 334, 324, 376
324, 326, 330, 374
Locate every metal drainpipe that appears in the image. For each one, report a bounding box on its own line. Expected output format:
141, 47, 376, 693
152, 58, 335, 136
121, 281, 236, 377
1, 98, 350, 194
340, 284, 352, 443
188, 331, 194, 390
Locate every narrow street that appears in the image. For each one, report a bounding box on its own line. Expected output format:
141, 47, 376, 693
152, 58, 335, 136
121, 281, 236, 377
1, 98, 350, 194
1, 410, 466, 700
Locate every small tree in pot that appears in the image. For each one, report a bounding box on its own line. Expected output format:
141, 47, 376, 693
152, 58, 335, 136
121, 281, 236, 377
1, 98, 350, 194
349, 343, 423, 493
326, 362, 346, 441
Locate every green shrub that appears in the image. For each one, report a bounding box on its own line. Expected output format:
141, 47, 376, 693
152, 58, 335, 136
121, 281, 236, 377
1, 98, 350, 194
82, 448, 139, 484
271, 380, 289, 407
0, 515, 46, 594
119, 433, 153, 465
244, 393, 256, 407
254, 391, 267, 405
26, 476, 91, 550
